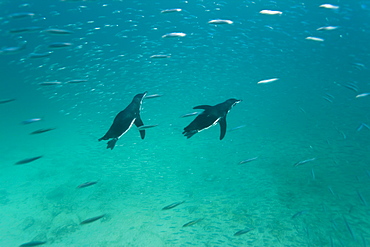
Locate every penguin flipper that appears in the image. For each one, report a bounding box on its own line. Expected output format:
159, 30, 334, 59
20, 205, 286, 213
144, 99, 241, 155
219, 117, 227, 140
135, 117, 146, 139
193, 105, 212, 110
107, 138, 118, 150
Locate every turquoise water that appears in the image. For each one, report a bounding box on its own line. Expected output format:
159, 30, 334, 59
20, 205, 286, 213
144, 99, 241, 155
1, 0, 370, 246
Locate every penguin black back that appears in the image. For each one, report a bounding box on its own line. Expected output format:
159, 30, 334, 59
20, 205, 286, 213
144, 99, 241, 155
99, 92, 147, 149
183, 98, 241, 140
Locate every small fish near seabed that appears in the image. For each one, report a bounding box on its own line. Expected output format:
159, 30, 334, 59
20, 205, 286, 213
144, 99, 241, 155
239, 156, 259, 165
80, 214, 106, 225
15, 156, 43, 165
30, 128, 56, 135
162, 201, 185, 210
77, 181, 98, 189
293, 158, 316, 167
19, 241, 47, 247
0, 98, 15, 104
208, 19, 233, 24
183, 218, 204, 227
291, 210, 309, 219
233, 227, 254, 236
162, 32, 186, 38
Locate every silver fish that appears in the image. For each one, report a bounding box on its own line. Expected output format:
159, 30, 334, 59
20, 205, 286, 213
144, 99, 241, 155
80, 214, 105, 225
239, 156, 258, 165
234, 228, 254, 236
293, 158, 316, 167
137, 124, 158, 130
162, 201, 185, 210
21, 118, 42, 124
180, 112, 200, 118
182, 218, 203, 227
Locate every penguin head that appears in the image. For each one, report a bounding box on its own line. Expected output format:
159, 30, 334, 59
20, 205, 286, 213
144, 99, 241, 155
226, 98, 242, 107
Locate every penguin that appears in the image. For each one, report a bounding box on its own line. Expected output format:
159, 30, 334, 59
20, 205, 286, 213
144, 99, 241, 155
183, 98, 241, 140
99, 92, 147, 150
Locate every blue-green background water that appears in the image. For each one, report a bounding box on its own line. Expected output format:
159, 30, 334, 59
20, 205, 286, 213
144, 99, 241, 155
1, 0, 370, 246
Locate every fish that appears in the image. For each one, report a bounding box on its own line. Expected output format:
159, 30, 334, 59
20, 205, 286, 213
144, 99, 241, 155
137, 124, 158, 130
150, 55, 170, 59
30, 128, 56, 135
305, 36, 324, 42
239, 156, 258, 165
48, 42, 73, 48
322, 96, 333, 103
317, 26, 338, 31
208, 19, 233, 24
0, 41, 27, 54
9, 26, 43, 33
228, 125, 247, 132
180, 112, 200, 118
80, 214, 105, 225
343, 216, 355, 240
0, 98, 15, 104
311, 168, 316, 180
15, 156, 43, 165
19, 241, 47, 247
42, 29, 74, 34
38, 81, 62, 86
77, 181, 98, 188
343, 83, 358, 92
144, 94, 162, 99
21, 118, 42, 124
293, 158, 316, 167
161, 8, 182, 14
291, 210, 309, 219
162, 32, 186, 38
356, 190, 368, 206
259, 10, 283, 15
319, 4, 339, 9
8, 12, 35, 19
257, 78, 279, 84
28, 52, 53, 58
66, 79, 88, 83
182, 218, 203, 227
356, 93, 370, 98
162, 201, 185, 210
233, 228, 254, 236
